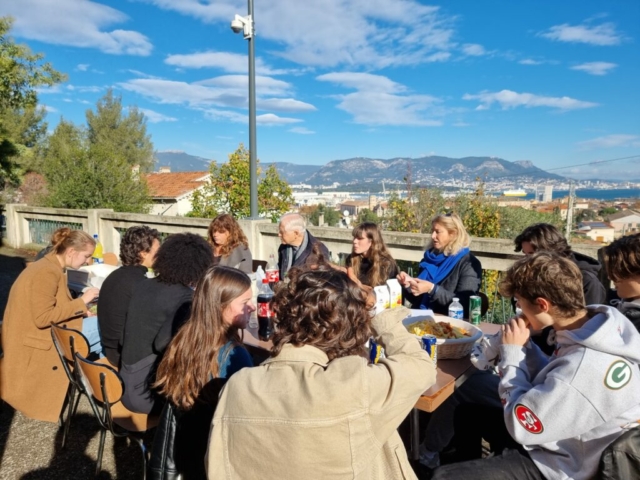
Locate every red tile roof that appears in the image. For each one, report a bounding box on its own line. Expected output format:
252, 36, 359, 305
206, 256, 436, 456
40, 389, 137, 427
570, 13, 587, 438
144, 171, 209, 199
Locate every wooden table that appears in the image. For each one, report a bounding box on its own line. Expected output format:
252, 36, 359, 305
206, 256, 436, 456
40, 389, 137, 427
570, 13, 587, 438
408, 321, 501, 460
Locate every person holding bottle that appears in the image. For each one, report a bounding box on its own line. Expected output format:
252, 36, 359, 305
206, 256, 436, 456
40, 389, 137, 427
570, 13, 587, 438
207, 214, 253, 274
343, 222, 398, 290
1, 227, 100, 423
397, 213, 482, 318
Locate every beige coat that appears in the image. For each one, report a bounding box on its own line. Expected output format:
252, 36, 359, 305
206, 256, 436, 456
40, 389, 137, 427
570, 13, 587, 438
1, 252, 87, 423
206, 307, 435, 479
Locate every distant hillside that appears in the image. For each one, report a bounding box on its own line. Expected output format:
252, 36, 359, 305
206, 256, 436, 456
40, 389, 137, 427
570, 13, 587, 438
153, 151, 564, 185
305, 156, 565, 186
264, 162, 323, 183
154, 151, 211, 172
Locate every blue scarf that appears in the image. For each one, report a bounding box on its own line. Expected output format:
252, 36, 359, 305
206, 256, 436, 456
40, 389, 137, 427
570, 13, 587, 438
417, 247, 469, 309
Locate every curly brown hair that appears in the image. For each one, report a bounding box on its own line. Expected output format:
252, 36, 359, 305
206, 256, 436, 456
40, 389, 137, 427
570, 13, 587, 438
271, 266, 372, 360
207, 214, 249, 257
499, 251, 585, 318
603, 233, 640, 282
119, 226, 160, 266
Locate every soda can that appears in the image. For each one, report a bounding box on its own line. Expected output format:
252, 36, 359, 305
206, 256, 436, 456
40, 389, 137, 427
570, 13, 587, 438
469, 295, 482, 325
421, 335, 438, 366
369, 338, 386, 364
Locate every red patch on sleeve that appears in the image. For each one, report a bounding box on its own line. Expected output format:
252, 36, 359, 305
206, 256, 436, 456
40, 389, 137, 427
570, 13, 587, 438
514, 404, 544, 434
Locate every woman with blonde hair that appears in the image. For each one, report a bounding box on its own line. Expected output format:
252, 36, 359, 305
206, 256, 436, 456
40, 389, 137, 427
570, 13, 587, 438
398, 213, 482, 317
1, 227, 101, 423
345, 222, 398, 289
150, 266, 254, 479
207, 214, 253, 273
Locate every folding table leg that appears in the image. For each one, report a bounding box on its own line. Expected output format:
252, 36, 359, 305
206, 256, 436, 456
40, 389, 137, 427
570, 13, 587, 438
410, 408, 420, 461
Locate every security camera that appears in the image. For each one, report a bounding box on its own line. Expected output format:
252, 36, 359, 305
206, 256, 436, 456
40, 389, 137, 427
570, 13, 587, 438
231, 17, 244, 34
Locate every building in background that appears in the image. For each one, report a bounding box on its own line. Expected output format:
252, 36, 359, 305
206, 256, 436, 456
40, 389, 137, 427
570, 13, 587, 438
605, 209, 640, 237
576, 221, 615, 244
144, 169, 209, 216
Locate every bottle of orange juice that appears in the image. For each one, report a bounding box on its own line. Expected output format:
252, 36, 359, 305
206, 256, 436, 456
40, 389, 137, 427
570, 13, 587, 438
92, 234, 104, 264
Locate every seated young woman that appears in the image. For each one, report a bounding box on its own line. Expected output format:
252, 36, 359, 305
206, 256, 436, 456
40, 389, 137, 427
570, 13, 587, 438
344, 222, 398, 290
119, 233, 213, 414
207, 214, 253, 274
398, 213, 482, 317
1, 227, 100, 423
149, 266, 254, 479
98, 225, 161, 367
206, 265, 436, 479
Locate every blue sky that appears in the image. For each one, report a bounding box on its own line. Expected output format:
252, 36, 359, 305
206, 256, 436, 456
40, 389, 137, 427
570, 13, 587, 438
2, 0, 639, 179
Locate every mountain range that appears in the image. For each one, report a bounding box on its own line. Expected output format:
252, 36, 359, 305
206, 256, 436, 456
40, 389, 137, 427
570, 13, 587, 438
154, 151, 564, 186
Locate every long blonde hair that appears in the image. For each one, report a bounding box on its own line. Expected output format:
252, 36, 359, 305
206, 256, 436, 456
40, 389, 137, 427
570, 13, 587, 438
154, 266, 251, 410
427, 213, 470, 256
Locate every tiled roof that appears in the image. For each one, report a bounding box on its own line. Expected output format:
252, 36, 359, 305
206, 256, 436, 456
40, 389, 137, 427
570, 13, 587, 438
606, 209, 640, 221
144, 171, 209, 199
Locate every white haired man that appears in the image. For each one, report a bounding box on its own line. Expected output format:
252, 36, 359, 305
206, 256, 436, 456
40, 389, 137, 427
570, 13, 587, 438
278, 213, 329, 279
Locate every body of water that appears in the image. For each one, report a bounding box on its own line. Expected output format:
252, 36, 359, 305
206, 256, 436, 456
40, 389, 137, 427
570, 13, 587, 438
525, 188, 640, 201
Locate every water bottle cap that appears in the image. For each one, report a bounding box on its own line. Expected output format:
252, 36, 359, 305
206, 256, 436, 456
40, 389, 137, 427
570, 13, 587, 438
93, 234, 98, 239
452, 297, 459, 302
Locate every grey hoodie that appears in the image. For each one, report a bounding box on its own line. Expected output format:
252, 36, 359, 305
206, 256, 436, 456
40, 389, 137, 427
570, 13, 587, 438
498, 305, 640, 480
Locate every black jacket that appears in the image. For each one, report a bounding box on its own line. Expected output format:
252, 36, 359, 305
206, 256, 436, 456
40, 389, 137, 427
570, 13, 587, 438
571, 251, 607, 305
614, 299, 640, 334
277, 230, 329, 279
406, 252, 483, 318
120, 278, 193, 414
97, 265, 148, 367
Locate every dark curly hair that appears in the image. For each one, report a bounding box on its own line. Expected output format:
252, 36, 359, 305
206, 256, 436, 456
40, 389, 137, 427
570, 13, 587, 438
119, 226, 161, 266
514, 223, 572, 256
603, 233, 640, 282
153, 233, 213, 287
271, 266, 372, 360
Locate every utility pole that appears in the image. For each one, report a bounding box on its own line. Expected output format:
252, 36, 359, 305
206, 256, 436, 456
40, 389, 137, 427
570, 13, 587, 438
565, 180, 575, 242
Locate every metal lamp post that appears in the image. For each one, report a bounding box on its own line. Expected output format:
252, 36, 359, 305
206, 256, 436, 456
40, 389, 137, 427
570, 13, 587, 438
231, 0, 258, 219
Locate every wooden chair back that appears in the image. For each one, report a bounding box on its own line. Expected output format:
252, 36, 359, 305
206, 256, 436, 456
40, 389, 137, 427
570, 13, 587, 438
51, 324, 90, 364
75, 353, 124, 406
103, 252, 118, 266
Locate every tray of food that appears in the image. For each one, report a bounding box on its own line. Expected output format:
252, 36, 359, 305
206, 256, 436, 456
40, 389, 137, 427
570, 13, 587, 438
402, 310, 483, 359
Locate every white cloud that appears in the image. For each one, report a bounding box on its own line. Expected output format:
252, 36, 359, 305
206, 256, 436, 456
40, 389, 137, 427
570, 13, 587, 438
76, 64, 90, 71
577, 134, 640, 150
256, 114, 302, 126
289, 127, 315, 135
126, 69, 163, 80
143, 0, 456, 68
570, 62, 617, 76
66, 85, 103, 93
462, 89, 598, 111
539, 22, 624, 46
138, 108, 178, 123
4, 0, 152, 55
120, 76, 316, 113
43, 105, 57, 113
165, 51, 296, 75
317, 72, 442, 126
519, 59, 544, 65
201, 109, 302, 126
461, 44, 486, 56
452, 121, 470, 127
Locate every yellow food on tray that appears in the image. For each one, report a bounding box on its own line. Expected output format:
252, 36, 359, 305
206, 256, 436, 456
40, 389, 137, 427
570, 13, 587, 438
406, 319, 470, 340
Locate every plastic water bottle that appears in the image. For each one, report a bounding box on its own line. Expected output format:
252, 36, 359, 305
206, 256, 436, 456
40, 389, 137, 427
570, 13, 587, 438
448, 297, 463, 319
92, 234, 104, 264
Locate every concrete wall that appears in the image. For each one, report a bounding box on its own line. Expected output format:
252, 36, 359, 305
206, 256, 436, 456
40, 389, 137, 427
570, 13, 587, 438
4, 204, 602, 274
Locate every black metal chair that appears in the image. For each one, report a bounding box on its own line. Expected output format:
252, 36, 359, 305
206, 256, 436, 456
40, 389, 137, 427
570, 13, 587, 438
50, 324, 91, 448
75, 352, 159, 479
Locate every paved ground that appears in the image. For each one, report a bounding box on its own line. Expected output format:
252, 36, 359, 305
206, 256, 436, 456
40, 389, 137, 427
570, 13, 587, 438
0, 245, 149, 479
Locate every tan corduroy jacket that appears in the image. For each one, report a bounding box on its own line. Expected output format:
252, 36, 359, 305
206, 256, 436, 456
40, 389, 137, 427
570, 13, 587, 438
0, 252, 86, 423
206, 307, 435, 479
